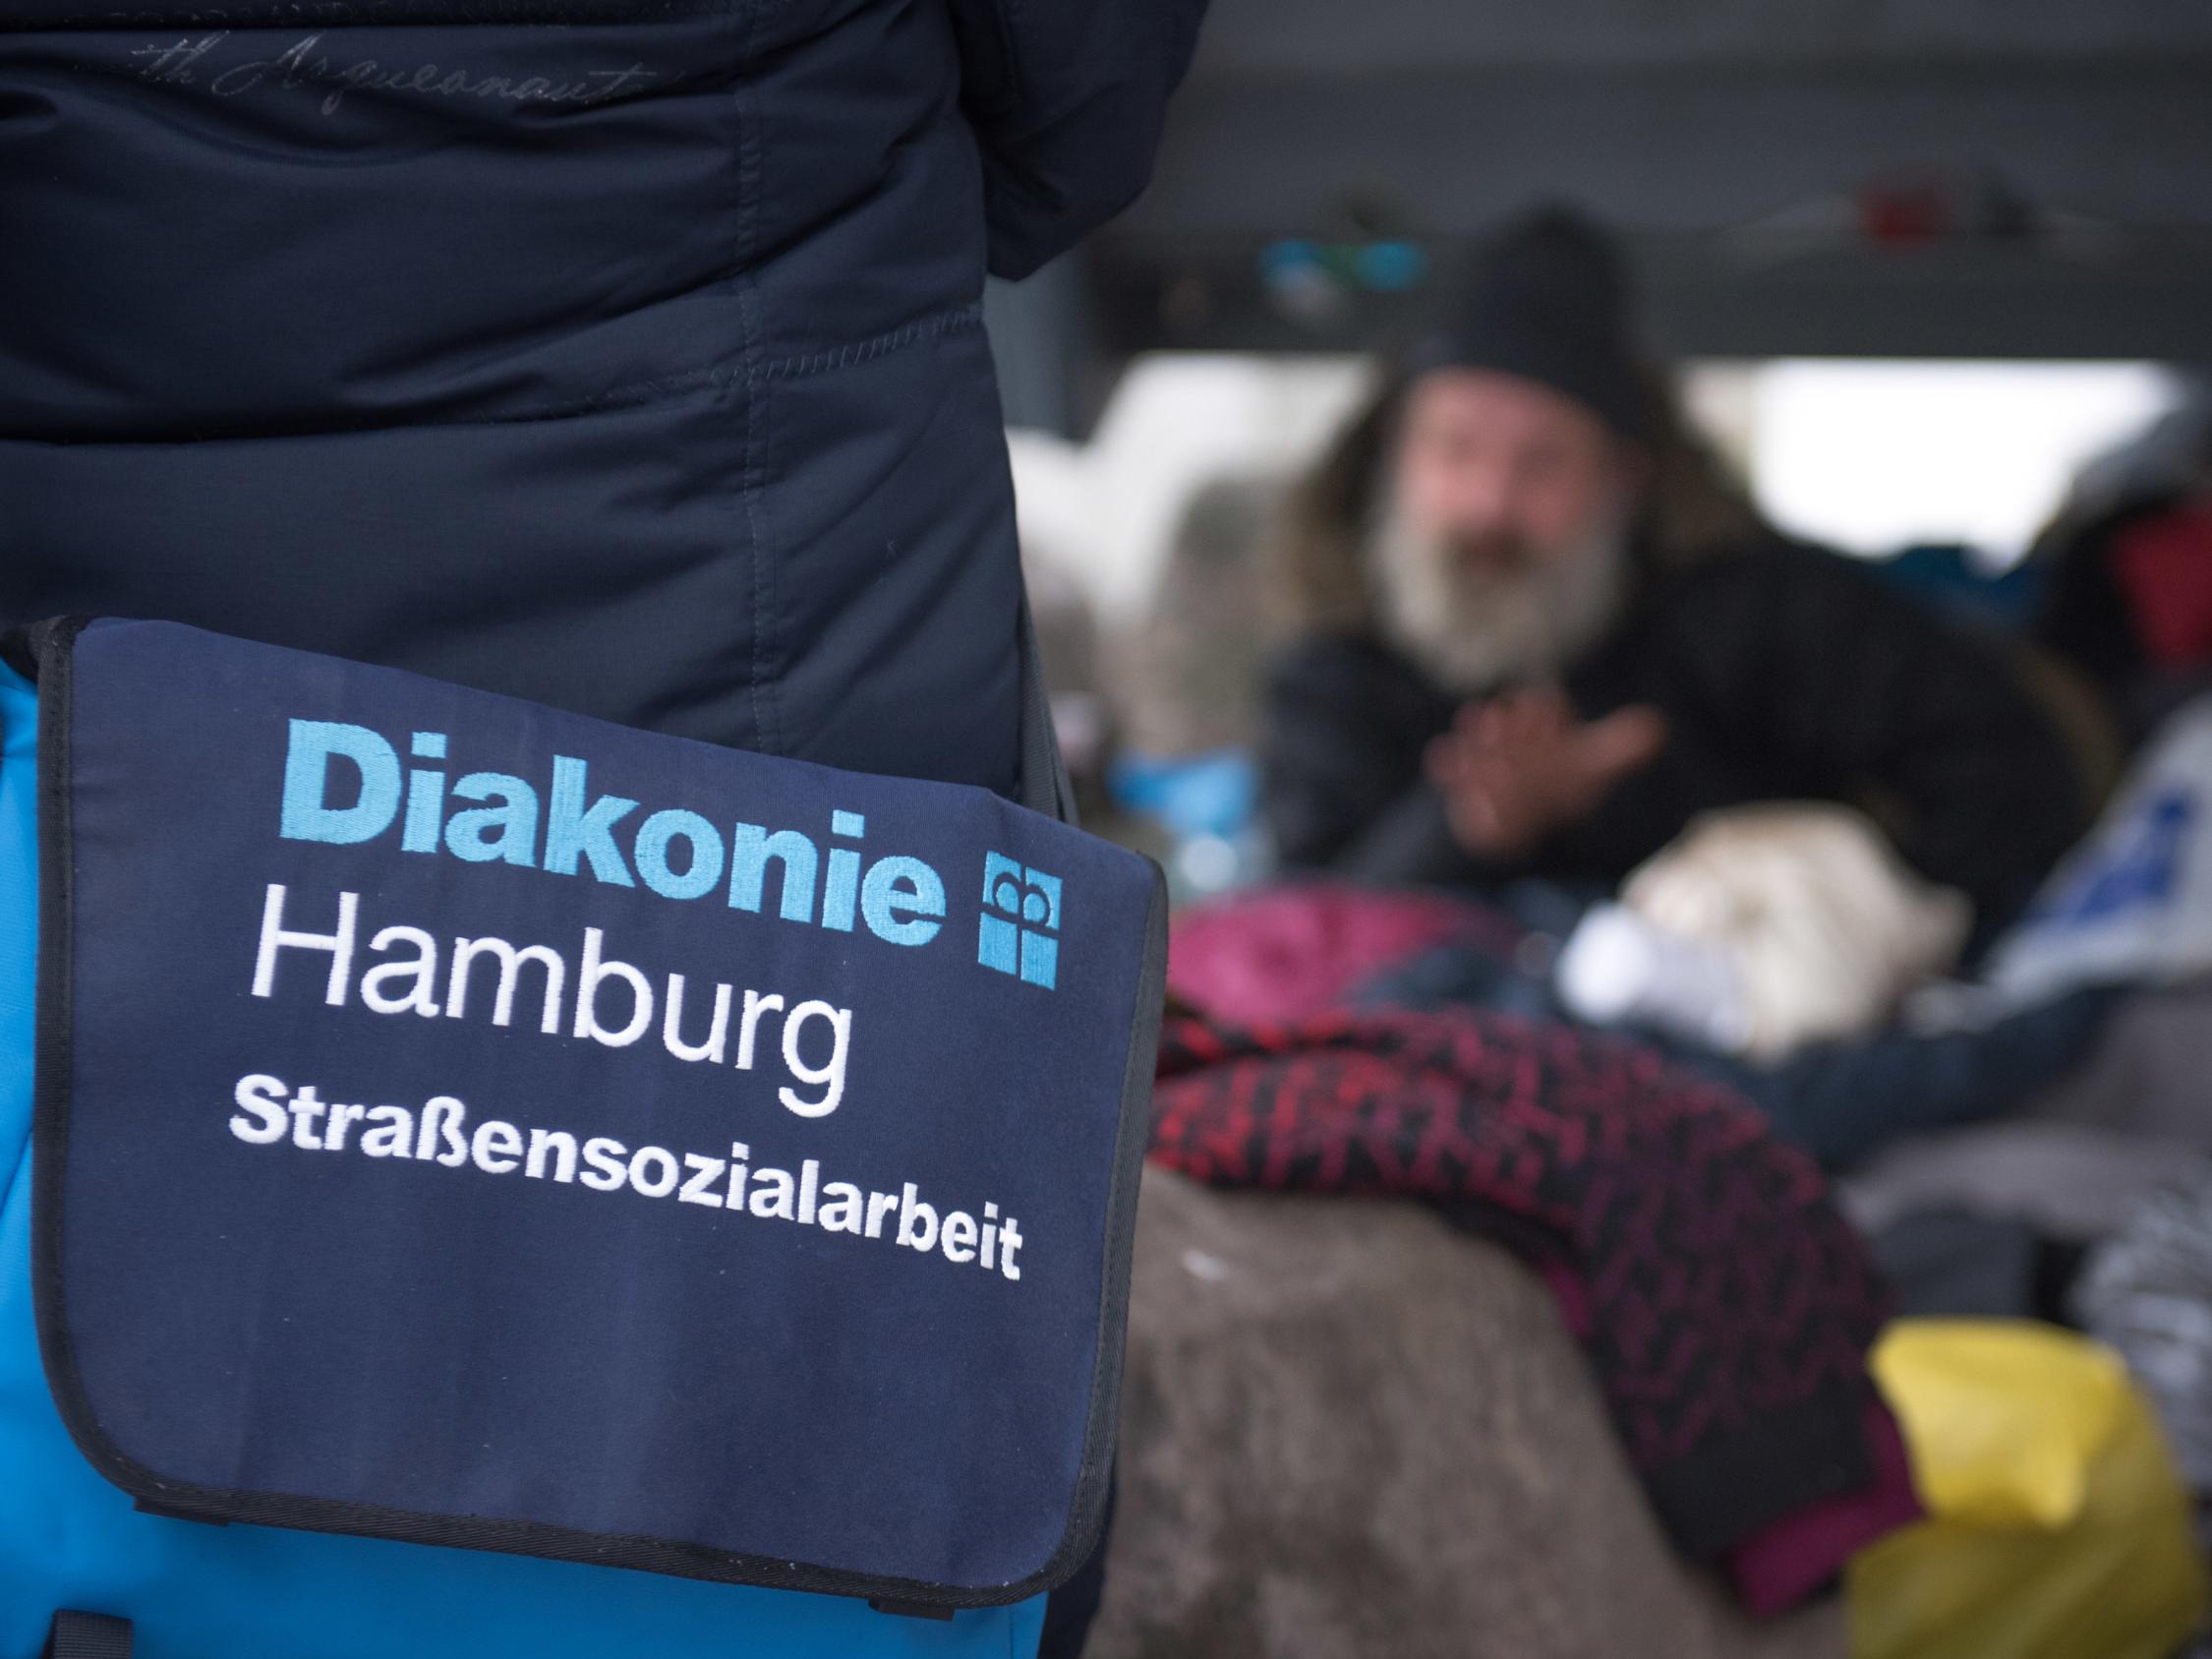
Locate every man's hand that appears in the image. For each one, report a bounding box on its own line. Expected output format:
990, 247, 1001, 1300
1424, 687, 1668, 859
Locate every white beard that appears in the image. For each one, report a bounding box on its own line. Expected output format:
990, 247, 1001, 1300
1367, 492, 1633, 695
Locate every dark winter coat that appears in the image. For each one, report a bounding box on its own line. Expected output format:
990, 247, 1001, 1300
1263, 542, 2095, 938
0, 0, 1204, 794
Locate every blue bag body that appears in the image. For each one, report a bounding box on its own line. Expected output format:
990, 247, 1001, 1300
0, 620, 1166, 1658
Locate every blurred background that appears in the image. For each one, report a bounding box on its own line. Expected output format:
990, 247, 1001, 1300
988, 5, 2212, 1656
976, 0, 2212, 880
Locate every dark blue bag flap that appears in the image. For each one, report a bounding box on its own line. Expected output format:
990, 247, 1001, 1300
22, 618, 1166, 1608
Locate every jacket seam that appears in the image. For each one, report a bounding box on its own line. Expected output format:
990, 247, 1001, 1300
732, 0, 778, 758
760, 303, 982, 383
448, 363, 731, 425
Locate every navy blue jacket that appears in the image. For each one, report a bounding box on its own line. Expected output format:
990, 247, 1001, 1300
0, 0, 1204, 793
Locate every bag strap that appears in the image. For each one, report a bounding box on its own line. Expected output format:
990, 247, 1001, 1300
1016, 588, 1077, 828
42, 1614, 133, 1659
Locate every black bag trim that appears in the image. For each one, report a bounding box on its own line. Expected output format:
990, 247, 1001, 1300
868, 1599, 957, 1623
20, 617, 1169, 1610
1015, 588, 1077, 826
41, 1611, 133, 1659
132, 1497, 230, 1525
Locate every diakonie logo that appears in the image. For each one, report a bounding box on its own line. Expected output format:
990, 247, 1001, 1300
979, 855, 1063, 989
278, 719, 1064, 990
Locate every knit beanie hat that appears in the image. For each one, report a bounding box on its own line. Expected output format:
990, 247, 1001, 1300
1408, 207, 1650, 443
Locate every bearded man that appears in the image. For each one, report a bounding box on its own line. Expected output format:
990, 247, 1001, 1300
1261, 209, 2094, 942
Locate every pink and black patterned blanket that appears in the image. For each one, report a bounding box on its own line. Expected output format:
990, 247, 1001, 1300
1148, 886, 1921, 1613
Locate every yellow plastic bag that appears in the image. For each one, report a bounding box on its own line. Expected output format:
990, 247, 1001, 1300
1851, 1320, 2207, 1659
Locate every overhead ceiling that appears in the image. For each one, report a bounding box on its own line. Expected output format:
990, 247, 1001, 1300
1077, 0, 2212, 368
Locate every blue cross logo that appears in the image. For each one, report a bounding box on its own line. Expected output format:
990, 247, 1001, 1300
979, 853, 1062, 988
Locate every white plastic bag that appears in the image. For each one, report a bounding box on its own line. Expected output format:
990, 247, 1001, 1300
1559, 802, 1969, 1059
1986, 696, 2212, 1004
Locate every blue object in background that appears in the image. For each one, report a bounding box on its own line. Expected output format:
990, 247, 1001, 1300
1355, 241, 1428, 292
1869, 543, 2045, 632
1110, 750, 1257, 843
1110, 750, 1266, 901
